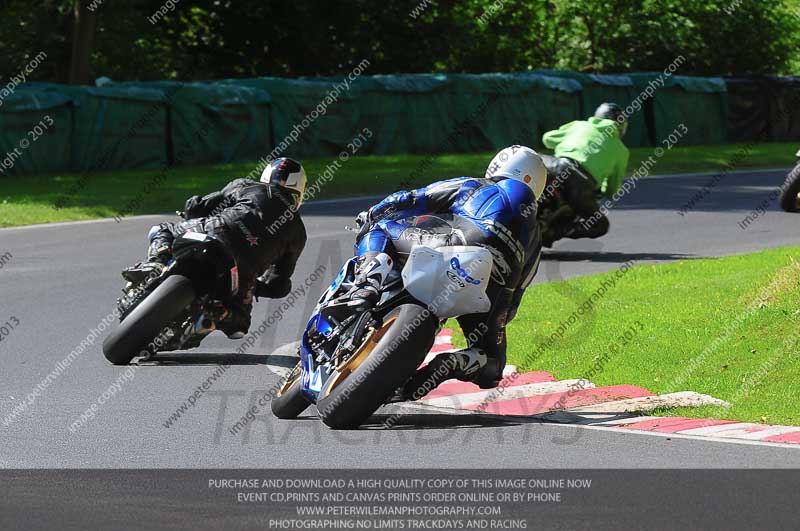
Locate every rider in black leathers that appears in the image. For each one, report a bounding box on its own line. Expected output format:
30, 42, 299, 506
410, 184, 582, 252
126, 158, 307, 339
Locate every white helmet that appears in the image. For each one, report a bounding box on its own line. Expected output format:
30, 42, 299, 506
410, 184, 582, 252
260, 157, 307, 207
485, 145, 547, 200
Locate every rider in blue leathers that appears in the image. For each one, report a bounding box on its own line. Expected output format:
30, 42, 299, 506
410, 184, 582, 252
350, 146, 547, 394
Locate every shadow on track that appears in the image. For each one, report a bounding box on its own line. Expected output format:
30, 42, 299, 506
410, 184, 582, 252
364, 413, 532, 431
137, 350, 302, 367
138, 352, 271, 365
542, 250, 695, 263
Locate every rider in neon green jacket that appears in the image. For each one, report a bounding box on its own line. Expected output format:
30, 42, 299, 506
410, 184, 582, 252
542, 117, 629, 196
539, 103, 630, 245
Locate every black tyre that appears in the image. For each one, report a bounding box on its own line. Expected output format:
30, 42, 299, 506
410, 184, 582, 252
102, 275, 195, 365
316, 304, 439, 429
779, 165, 800, 212
271, 362, 310, 419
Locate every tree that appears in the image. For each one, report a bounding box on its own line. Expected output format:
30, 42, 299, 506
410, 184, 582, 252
1, 0, 798, 83
68, 1, 97, 84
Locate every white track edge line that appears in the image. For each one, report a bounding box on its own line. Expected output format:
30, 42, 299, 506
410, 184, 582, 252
396, 402, 800, 451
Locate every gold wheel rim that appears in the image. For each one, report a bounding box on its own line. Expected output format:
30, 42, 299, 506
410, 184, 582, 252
277, 362, 302, 398
320, 314, 398, 399
795, 193, 800, 209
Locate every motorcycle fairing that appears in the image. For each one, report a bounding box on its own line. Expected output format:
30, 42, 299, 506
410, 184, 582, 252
401, 245, 492, 318
171, 231, 239, 297
299, 314, 328, 400
317, 257, 358, 308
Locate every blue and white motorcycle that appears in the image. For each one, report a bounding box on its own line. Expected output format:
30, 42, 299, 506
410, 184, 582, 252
271, 215, 493, 429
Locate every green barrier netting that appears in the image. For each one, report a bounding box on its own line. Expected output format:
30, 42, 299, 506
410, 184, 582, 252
768, 77, 800, 142
219, 77, 362, 160
6, 70, 791, 178
724, 77, 772, 142
723, 76, 800, 143
349, 74, 453, 155
534, 70, 650, 148
111, 81, 273, 165
0, 89, 73, 176
525, 74, 583, 147
445, 73, 582, 153
41, 85, 170, 171
225, 73, 582, 159
629, 73, 728, 146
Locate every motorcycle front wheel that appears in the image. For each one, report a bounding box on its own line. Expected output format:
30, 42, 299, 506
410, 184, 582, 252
271, 362, 310, 419
316, 303, 439, 429
102, 275, 195, 365
779, 164, 800, 212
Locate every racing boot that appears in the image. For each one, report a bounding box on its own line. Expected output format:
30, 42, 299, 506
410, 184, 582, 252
217, 295, 253, 340
561, 213, 609, 240
398, 348, 489, 401
121, 261, 165, 284
348, 252, 394, 308
122, 224, 173, 284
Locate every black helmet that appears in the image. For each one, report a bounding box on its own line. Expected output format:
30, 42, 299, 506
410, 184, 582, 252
594, 102, 628, 138
260, 157, 307, 207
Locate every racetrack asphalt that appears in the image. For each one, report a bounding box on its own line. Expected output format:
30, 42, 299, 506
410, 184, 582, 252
1, 168, 798, 468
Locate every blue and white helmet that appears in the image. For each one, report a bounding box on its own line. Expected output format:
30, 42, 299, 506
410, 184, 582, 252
485, 145, 547, 200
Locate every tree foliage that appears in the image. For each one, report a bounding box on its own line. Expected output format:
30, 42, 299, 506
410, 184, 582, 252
1, 0, 798, 83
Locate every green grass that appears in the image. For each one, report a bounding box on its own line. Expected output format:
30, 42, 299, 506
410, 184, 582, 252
450, 247, 800, 426
1, 142, 797, 227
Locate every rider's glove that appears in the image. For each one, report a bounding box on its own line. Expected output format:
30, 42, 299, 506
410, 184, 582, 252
355, 210, 370, 229
354, 210, 373, 240
183, 195, 204, 219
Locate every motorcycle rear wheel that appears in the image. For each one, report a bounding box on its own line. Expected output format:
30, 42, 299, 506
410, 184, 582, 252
271, 362, 310, 419
316, 304, 438, 429
102, 275, 195, 365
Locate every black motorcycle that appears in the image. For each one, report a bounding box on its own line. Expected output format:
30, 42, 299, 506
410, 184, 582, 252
102, 231, 241, 365
536, 184, 575, 248
779, 150, 800, 213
